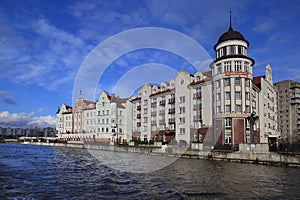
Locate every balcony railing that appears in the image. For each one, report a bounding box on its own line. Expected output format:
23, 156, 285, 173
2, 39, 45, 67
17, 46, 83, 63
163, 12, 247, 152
151, 120, 156, 125
151, 111, 157, 116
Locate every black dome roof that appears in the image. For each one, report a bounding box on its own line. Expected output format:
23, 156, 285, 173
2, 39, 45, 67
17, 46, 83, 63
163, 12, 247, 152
214, 26, 249, 50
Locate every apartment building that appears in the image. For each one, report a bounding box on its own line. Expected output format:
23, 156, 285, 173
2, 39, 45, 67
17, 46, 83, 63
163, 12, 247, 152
275, 80, 300, 143
56, 91, 132, 143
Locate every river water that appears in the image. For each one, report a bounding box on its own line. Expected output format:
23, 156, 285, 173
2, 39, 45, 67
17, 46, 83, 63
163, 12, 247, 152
0, 143, 299, 200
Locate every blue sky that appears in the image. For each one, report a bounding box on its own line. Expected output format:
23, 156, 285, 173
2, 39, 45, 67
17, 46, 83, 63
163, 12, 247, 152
0, 0, 299, 128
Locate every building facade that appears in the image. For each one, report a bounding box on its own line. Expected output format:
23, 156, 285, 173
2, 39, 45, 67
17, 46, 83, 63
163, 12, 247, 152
57, 91, 133, 143
130, 71, 212, 146
275, 80, 300, 144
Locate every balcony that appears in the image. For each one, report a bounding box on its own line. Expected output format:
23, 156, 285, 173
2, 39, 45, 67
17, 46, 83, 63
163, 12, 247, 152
168, 108, 175, 114
168, 98, 175, 104
159, 100, 166, 106
193, 104, 202, 110
137, 122, 141, 127
137, 105, 141, 110
168, 118, 175, 124
193, 92, 202, 99
193, 115, 202, 122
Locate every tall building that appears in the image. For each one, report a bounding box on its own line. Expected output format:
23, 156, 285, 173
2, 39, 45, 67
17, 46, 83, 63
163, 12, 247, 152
275, 80, 300, 143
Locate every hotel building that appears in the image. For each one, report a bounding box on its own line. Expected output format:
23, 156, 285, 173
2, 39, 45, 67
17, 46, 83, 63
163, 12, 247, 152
56, 20, 278, 148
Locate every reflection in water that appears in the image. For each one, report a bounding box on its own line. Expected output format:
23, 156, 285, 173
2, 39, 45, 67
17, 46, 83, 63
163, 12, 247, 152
0, 143, 299, 199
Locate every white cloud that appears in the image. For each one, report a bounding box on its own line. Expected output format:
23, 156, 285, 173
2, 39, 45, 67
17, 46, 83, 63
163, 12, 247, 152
0, 111, 56, 128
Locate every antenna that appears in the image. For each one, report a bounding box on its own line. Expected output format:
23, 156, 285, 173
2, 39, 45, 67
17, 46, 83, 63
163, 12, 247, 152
229, 11, 232, 28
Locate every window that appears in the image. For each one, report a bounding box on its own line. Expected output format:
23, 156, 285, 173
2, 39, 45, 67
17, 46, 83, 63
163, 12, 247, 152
179, 117, 185, 124
179, 128, 185, 134
235, 61, 242, 71
225, 105, 231, 113
225, 129, 232, 144
230, 45, 235, 54
144, 117, 147, 123
144, 108, 148, 114
179, 107, 185, 114
143, 99, 148, 106
235, 77, 241, 85
235, 91, 241, 99
224, 78, 230, 86
245, 79, 250, 87
216, 64, 222, 74
225, 91, 231, 100
224, 61, 231, 71
236, 104, 242, 112
225, 118, 232, 127
216, 93, 221, 101
246, 105, 251, 113
217, 106, 221, 113
222, 47, 227, 56
179, 96, 185, 103
238, 45, 243, 54
106, 110, 109, 115
244, 62, 249, 72
246, 92, 250, 100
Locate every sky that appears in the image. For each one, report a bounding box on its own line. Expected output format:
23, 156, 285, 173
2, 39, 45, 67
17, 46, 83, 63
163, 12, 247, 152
0, 0, 299, 128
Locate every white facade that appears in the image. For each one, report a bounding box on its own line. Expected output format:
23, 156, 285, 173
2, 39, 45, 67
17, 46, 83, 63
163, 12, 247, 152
57, 91, 132, 143
131, 70, 212, 145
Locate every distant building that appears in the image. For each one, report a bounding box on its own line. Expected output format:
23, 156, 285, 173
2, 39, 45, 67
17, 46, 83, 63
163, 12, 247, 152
275, 80, 300, 143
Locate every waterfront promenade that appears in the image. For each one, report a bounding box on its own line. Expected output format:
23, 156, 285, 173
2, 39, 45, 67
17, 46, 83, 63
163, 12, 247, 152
19, 140, 300, 167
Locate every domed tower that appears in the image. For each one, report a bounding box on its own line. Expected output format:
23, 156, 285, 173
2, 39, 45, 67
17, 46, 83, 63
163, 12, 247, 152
210, 12, 255, 147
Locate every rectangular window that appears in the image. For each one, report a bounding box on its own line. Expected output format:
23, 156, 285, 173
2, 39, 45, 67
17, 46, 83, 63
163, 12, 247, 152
179, 117, 185, 124
217, 106, 221, 113
244, 62, 249, 72
144, 108, 148, 114
225, 91, 231, 100
144, 117, 147, 123
245, 79, 250, 87
238, 45, 243, 54
235, 91, 241, 99
246, 92, 250, 100
224, 78, 230, 86
230, 45, 235, 54
225, 118, 232, 127
216, 64, 222, 74
216, 92, 221, 101
179, 128, 185, 134
236, 104, 242, 112
225, 105, 231, 113
235, 61, 242, 71
225, 129, 232, 144
143, 99, 148, 105
179, 96, 185, 103
246, 105, 250, 113
222, 47, 227, 56
235, 77, 241, 85
179, 107, 185, 114
224, 61, 231, 71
